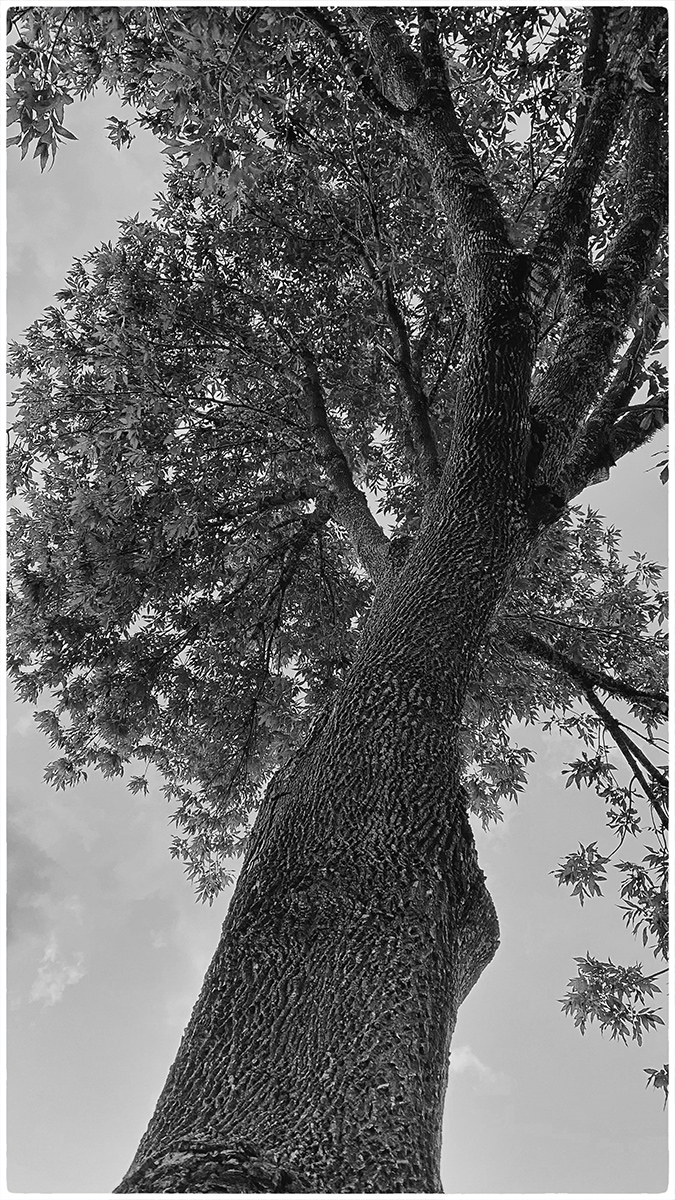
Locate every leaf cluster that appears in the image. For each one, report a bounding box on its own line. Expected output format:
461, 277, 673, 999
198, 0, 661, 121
560, 953, 665, 1047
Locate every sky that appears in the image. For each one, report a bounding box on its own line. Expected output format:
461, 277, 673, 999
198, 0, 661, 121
5, 68, 670, 1199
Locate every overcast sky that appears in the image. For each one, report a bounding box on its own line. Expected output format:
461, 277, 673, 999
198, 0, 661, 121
6, 76, 669, 1198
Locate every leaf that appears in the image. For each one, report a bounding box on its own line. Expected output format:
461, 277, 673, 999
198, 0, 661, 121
128, 775, 150, 796
53, 122, 77, 141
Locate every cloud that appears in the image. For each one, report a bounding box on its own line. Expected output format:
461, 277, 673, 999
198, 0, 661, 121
29, 934, 86, 1006
449, 1044, 512, 1096
11, 709, 38, 738
6, 821, 63, 943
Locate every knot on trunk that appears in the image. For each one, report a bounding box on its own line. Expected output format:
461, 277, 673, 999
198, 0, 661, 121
115, 1137, 312, 1193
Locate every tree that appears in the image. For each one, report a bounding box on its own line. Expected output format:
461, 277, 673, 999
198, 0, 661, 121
7, 6, 668, 1193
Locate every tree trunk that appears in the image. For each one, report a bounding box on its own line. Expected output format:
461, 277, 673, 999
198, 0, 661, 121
116, 747, 497, 1193
115, 243, 535, 1193
114, 632, 500, 1193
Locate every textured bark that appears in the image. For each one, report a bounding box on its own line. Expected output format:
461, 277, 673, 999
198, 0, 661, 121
530, 75, 667, 500
351, 7, 513, 269
116, 230, 536, 1191
530, 6, 665, 309
114, 631, 499, 1192
563, 303, 663, 495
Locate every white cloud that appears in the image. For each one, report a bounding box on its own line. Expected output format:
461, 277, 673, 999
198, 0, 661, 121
7, 821, 65, 943
449, 1044, 512, 1096
29, 934, 86, 1006
11, 711, 37, 738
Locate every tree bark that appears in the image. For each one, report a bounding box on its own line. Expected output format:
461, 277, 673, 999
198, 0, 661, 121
112, 10, 662, 1192
116, 751, 498, 1193
116, 235, 536, 1192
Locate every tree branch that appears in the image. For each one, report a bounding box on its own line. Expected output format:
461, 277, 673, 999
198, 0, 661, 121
300, 7, 403, 122
591, 304, 661, 422
416, 8, 448, 87
380, 277, 441, 492
583, 687, 668, 830
567, 397, 668, 498
563, 303, 664, 494
203, 485, 324, 529
326, 144, 443, 493
300, 349, 389, 582
607, 395, 668, 461
350, 7, 514, 268
508, 628, 668, 713
530, 63, 667, 496
571, 8, 612, 148
530, 7, 665, 314
601, 77, 668, 297
508, 628, 668, 828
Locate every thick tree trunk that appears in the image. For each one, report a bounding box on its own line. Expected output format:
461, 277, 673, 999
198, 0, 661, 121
114, 177, 536, 1189
115, 641, 500, 1193
117, 754, 497, 1193
116, 259, 534, 1192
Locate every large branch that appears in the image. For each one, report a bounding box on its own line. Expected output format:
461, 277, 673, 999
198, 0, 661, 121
380, 277, 441, 492
567, 399, 668, 499
530, 7, 665, 314
605, 396, 667, 461
349, 7, 514, 270
571, 8, 612, 148
601, 76, 668, 299
530, 80, 667, 497
300, 7, 403, 122
509, 628, 668, 713
564, 304, 664, 494
509, 628, 668, 828
300, 349, 389, 582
